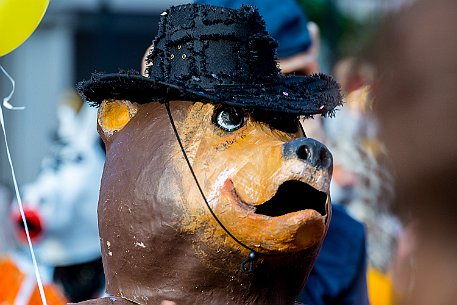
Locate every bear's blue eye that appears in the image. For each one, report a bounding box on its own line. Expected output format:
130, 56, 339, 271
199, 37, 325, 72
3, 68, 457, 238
213, 106, 246, 132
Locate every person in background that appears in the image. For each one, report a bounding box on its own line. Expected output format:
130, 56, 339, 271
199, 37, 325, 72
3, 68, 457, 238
297, 87, 374, 305
311, 81, 400, 305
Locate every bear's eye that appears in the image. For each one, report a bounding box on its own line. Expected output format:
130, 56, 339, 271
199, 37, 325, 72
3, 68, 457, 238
213, 106, 246, 132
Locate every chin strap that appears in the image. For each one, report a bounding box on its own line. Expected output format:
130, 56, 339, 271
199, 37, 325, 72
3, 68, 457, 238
164, 102, 259, 273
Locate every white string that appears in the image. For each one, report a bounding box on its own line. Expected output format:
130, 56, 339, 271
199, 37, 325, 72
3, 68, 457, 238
0, 64, 48, 305
1, 66, 24, 110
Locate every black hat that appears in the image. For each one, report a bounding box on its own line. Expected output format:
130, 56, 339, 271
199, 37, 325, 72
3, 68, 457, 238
77, 4, 342, 116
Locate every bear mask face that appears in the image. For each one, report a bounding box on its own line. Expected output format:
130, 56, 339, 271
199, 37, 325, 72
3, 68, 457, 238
96, 99, 332, 305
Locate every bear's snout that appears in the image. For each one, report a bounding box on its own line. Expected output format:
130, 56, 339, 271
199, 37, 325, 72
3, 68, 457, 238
283, 138, 333, 170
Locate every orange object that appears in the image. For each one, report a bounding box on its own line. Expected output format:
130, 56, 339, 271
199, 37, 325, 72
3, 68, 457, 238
0, 257, 67, 305
368, 267, 394, 305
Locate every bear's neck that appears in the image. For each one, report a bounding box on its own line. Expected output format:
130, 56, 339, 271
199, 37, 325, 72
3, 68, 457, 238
105, 247, 317, 305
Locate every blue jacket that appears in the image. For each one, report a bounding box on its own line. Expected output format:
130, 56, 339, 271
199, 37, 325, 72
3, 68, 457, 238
297, 204, 370, 305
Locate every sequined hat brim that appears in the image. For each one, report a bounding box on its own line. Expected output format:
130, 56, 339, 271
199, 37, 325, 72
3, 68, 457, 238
77, 72, 342, 117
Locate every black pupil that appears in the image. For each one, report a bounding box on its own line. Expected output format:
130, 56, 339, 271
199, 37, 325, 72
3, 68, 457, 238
216, 107, 245, 131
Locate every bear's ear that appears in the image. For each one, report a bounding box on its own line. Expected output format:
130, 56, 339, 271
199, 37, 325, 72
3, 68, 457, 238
97, 99, 138, 142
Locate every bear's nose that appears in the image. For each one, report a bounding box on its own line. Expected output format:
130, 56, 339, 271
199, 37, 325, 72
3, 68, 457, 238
283, 138, 333, 169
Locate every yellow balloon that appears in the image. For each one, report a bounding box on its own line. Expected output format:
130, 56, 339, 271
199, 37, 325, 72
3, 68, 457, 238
0, 0, 50, 56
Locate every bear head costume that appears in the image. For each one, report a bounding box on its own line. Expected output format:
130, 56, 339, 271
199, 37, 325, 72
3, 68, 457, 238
76, 4, 342, 305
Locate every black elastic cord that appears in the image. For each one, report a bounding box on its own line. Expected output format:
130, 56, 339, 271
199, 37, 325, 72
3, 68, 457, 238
164, 102, 259, 272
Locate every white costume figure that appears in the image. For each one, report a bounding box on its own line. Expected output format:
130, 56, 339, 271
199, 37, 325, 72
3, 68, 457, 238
10, 93, 105, 302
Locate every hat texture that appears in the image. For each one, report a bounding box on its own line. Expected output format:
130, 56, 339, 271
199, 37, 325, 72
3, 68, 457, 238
78, 4, 341, 116
195, 0, 313, 58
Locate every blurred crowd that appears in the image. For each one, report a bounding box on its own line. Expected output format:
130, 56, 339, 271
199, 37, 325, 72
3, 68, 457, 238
1, 0, 455, 304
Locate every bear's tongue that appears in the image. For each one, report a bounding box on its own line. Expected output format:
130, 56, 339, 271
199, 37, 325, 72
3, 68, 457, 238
254, 180, 327, 217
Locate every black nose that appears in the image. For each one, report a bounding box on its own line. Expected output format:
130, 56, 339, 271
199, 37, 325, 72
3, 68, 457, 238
283, 138, 333, 169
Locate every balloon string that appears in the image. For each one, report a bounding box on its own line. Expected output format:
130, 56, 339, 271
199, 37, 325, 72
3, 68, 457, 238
0, 65, 48, 305
1, 66, 24, 110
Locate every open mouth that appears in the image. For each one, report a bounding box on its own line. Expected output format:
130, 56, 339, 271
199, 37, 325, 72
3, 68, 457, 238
254, 180, 327, 217
212, 178, 329, 253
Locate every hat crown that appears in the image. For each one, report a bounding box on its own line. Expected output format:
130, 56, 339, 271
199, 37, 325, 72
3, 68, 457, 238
78, 4, 342, 117
146, 4, 281, 89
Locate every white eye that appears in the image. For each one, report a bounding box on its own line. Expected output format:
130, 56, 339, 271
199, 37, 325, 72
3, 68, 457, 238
213, 106, 246, 132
